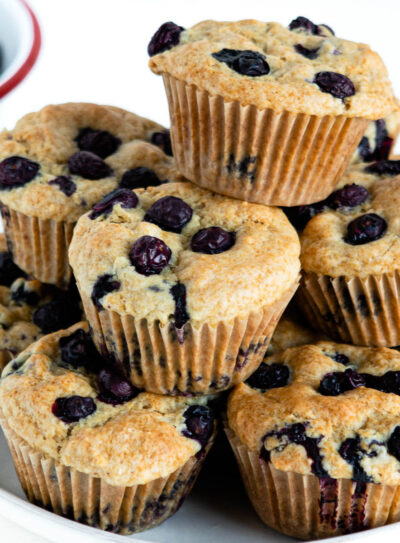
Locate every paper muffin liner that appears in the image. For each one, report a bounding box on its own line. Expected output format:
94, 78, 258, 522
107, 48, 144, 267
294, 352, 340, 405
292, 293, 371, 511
0, 413, 215, 535
0, 204, 75, 289
162, 74, 369, 207
297, 271, 400, 347
79, 281, 298, 395
225, 427, 400, 540
0, 349, 12, 372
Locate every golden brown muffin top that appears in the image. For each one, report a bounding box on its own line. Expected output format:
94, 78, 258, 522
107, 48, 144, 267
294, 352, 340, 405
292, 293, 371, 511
149, 19, 397, 118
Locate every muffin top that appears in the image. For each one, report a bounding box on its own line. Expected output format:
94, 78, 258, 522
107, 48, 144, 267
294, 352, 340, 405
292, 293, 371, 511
69, 182, 300, 326
0, 322, 216, 486
299, 160, 400, 276
351, 109, 400, 164
0, 235, 82, 358
0, 103, 182, 222
148, 18, 397, 118
228, 341, 400, 484
266, 314, 323, 356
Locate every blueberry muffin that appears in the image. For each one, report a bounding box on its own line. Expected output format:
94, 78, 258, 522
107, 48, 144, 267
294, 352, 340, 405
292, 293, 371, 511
148, 17, 397, 206
296, 159, 400, 346
69, 181, 300, 395
0, 235, 82, 369
266, 313, 323, 356
0, 322, 217, 534
352, 109, 400, 164
226, 341, 400, 539
0, 103, 182, 288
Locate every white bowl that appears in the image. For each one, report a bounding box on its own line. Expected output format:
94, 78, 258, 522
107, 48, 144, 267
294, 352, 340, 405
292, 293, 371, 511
0, 0, 40, 98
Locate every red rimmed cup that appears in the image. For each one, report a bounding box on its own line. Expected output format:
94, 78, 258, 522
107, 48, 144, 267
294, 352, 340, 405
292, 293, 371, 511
0, 0, 41, 99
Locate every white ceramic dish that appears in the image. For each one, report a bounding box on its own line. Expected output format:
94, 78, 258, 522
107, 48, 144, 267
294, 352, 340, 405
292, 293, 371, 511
0, 0, 40, 98
0, 427, 399, 543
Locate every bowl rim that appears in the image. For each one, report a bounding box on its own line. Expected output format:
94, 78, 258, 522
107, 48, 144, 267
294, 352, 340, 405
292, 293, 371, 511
0, 0, 41, 99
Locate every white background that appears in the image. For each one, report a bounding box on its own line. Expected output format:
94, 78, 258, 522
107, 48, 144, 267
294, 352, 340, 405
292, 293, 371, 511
2, 1, 400, 541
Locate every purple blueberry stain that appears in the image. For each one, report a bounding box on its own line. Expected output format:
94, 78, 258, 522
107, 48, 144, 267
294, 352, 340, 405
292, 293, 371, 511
319, 369, 366, 396
170, 283, 189, 342
89, 188, 138, 219
387, 426, 400, 461
212, 49, 270, 77
144, 196, 193, 233
68, 151, 113, 180
76, 128, 121, 159
339, 436, 373, 482
0, 156, 40, 190
52, 396, 97, 423
97, 367, 139, 405
151, 130, 173, 156
48, 176, 76, 197
182, 405, 215, 448
344, 213, 387, 245
91, 274, 121, 310
246, 363, 290, 390
148, 21, 185, 56
191, 227, 235, 254
314, 72, 355, 100
365, 159, 400, 176
295, 44, 320, 59
129, 235, 171, 276
119, 167, 162, 190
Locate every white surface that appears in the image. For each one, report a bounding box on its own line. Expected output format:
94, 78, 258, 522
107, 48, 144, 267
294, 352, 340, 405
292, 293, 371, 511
1, 1, 400, 542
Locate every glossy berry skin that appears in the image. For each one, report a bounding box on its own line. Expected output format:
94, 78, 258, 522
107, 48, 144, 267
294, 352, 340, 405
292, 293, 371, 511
314, 72, 355, 100
212, 49, 270, 77
52, 396, 97, 423
91, 274, 121, 310
68, 151, 113, 180
366, 160, 400, 176
327, 184, 369, 210
33, 298, 81, 334
246, 363, 290, 390
59, 329, 102, 371
388, 426, 400, 461
183, 405, 215, 447
362, 371, 400, 396
289, 16, 319, 34
191, 227, 236, 254
144, 196, 193, 233
0, 252, 25, 286
97, 367, 139, 405
151, 130, 173, 156
119, 167, 162, 190
89, 188, 138, 219
48, 175, 76, 196
148, 22, 184, 56
0, 156, 40, 190
319, 369, 366, 396
76, 128, 121, 159
345, 213, 387, 245
129, 236, 171, 276
294, 44, 320, 59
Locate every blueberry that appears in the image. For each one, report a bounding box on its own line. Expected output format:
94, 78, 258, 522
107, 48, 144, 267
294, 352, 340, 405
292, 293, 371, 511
388, 426, 400, 461
170, 282, 189, 329
365, 160, 400, 176
33, 298, 81, 334
327, 184, 369, 210
144, 196, 193, 233
0, 156, 40, 189
119, 167, 162, 190
314, 72, 355, 100
212, 49, 270, 77
76, 128, 121, 159
129, 236, 171, 276
52, 396, 97, 423
283, 201, 326, 230
344, 213, 387, 245
97, 367, 139, 405
151, 130, 173, 156
91, 274, 121, 310
148, 21, 184, 56
319, 369, 366, 396
89, 188, 138, 219
182, 405, 215, 447
11, 280, 40, 306
0, 252, 25, 286
294, 44, 320, 59
59, 329, 102, 370
339, 436, 372, 482
362, 370, 400, 395
68, 151, 113, 180
190, 227, 235, 254
246, 363, 290, 390
328, 352, 350, 365
289, 16, 319, 34
48, 176, 76, 197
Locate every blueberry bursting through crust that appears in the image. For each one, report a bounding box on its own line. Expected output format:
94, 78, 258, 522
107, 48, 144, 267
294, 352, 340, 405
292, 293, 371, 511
212, 49, 270, 77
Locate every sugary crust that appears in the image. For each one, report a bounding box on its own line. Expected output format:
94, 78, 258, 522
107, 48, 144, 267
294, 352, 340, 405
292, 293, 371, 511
69, 182, 300, 324
0, 322, 213, 486
0, 103, 183, 222
228, 341, 400, 484
301, 163, 400, 276
149, 20, 398, 118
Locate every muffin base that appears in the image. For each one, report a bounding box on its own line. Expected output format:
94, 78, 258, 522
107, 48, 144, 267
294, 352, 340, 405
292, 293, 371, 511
0, 349, 12, 372
80, 281, 298, 395
162, 74, 369, 206
225, 428, 400, 540
0, 204, 75, 289
0, 414, 215, 535
297, 271, 400, 347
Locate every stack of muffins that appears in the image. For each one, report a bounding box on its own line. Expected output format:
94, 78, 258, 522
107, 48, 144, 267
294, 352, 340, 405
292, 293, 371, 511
0, 15, 400, 540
